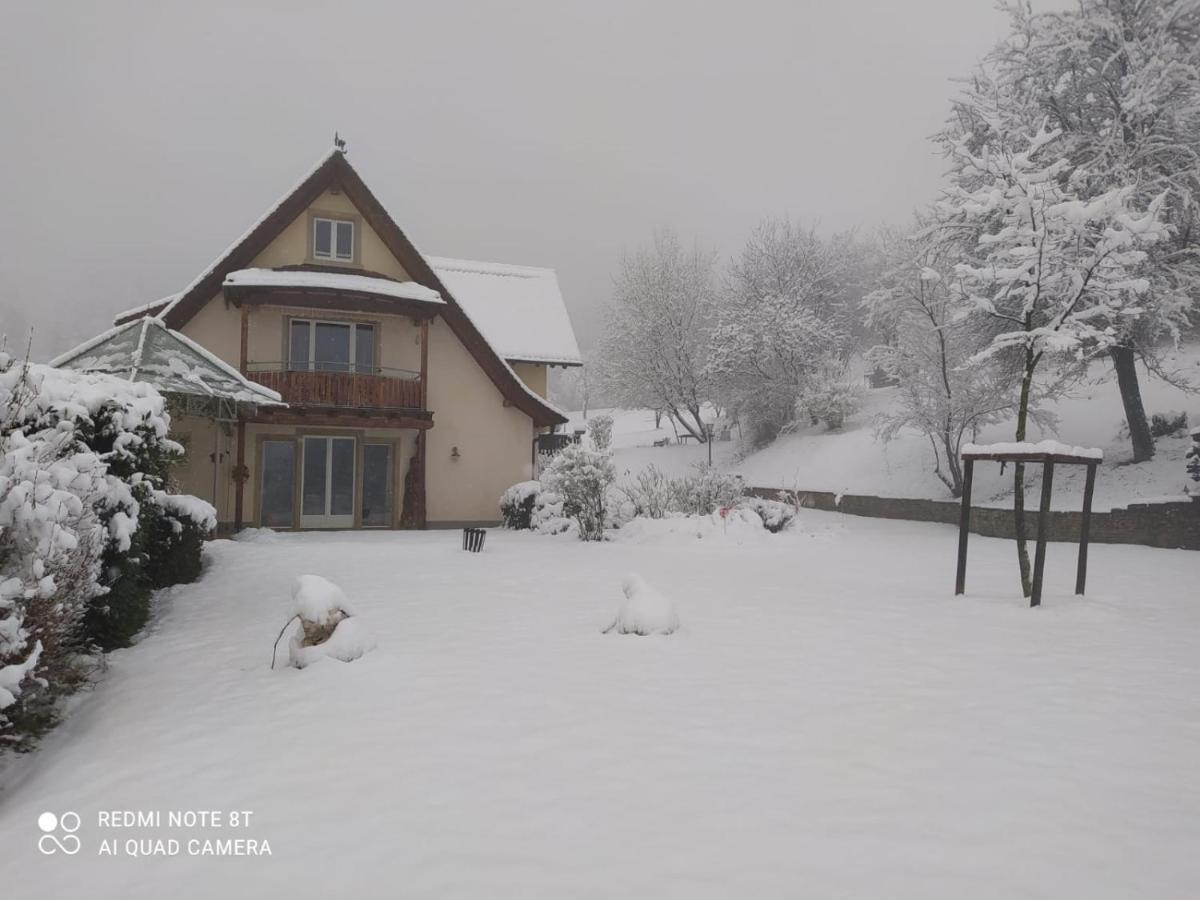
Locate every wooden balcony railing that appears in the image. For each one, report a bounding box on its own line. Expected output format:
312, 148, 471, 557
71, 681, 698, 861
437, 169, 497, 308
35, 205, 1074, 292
247, 364, 423, 411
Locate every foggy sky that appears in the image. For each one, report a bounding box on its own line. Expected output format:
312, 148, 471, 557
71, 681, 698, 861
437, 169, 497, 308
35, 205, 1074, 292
0, 0, 1072, 360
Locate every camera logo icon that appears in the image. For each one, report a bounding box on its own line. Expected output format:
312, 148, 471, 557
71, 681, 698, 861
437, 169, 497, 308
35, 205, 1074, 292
37, 811, 81, 855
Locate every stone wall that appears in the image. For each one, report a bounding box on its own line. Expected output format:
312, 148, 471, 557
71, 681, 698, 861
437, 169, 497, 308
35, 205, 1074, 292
745, 487, 1200, 551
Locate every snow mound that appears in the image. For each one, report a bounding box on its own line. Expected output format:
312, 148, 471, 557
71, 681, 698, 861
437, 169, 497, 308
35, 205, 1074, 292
603, 573, 680, 636
231, 527, 280, 544
290, 617, 377, 669
291, 574, 354, 624
614, 509, 769, 545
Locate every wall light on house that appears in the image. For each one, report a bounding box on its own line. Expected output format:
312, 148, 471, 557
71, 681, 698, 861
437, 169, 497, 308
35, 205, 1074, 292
451, 446, 461, 460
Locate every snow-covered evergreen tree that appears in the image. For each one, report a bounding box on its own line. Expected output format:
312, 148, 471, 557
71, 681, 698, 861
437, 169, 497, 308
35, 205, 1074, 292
541, 444, 615, 541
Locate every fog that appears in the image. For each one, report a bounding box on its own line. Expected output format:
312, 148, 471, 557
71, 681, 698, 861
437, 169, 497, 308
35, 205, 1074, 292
0, 0, 1071, 359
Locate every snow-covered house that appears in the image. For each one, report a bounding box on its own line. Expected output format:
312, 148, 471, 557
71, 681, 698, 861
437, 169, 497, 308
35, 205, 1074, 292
56, 146, 581, 531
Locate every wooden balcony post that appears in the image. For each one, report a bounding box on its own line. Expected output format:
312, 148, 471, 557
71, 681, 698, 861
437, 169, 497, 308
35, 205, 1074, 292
419, 319, 429, 409
239, 306, 249, 375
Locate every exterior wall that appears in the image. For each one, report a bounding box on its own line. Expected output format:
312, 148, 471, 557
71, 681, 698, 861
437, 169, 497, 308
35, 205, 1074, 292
169, 415, 235, 525
243, 304, 422, 373
511, 362, 548, 398
425, 318, 535, 525
746, 486, 1200, 551
251, 189, 411, 280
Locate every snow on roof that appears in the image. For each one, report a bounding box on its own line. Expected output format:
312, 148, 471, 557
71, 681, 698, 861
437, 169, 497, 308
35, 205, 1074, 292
427, 257, 582, 366
223, 268, 443, 304
962, 441, 1103, 461
52, 317, 284, 407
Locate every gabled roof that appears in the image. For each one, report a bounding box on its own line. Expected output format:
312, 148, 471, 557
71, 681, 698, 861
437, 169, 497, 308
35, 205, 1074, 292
118, 148, 566, 427
427, 257, 582, 366
51, 316, 284, 408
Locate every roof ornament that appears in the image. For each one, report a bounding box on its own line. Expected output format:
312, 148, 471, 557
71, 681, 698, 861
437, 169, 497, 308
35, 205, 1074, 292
333, 131, 347, 154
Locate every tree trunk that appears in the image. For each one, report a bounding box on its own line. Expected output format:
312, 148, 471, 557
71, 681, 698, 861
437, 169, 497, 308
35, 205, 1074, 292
1110, 343, 1154, 463
1013, 348, 1036, 598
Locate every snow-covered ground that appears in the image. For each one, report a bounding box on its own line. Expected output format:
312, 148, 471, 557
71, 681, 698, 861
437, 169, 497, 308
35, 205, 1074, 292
576, 347, 1200, 510
2, 519, 1198, 898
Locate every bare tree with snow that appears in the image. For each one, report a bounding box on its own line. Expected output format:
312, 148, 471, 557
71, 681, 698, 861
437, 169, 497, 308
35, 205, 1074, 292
707, 219, 859, 446
941, 117, 1167, 596
865, 220, 1019, 497
965, 0, 1200, 461
597, 230, 716, 442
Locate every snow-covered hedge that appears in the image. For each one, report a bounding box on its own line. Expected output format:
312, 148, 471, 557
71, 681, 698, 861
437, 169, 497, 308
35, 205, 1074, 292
0, 355, 212, 749
619, 463, 745, 518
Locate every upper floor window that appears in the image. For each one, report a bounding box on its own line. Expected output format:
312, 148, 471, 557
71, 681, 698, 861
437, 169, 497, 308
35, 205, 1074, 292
288, 318, 376, 374
313, 217, 355, 262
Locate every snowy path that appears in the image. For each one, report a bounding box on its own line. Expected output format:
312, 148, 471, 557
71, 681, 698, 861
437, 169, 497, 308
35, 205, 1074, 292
2, 514, 1198, 898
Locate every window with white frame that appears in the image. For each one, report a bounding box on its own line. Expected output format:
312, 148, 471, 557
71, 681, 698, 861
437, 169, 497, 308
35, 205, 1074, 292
312, 216, 355, 261
288, 319, 376, 373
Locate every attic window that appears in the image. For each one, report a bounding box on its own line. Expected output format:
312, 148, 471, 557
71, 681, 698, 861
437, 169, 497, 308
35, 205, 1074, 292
313, 217, 354, 262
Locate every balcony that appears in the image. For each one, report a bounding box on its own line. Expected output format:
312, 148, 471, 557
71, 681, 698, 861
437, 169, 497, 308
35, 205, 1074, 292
246, 363, 423, 412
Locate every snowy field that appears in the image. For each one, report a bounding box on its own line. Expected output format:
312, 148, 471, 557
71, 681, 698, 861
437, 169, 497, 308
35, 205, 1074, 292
576, 347, 1200, 511
2, 516, 1199, 898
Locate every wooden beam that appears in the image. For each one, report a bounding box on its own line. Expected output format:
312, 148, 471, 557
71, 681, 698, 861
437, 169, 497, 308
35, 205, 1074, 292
1030, 461, 1055, 607
419, 318, 429, 410
416, 430, 427, 529
955, 458, 974, 595
248, 410, 433, 430
239, 306, 249, 375
234, 421, 246, 530
1075, 461, 1097, 595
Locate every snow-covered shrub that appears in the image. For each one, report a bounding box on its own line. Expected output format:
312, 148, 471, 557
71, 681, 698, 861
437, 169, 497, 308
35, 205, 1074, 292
531, 488, 572, 535
499, 480, 541, 530
799, 374, 863, 430
742, 496, 798, 533
286, 575, 375, 668
0, 356, 209, 747
674, 463, 744, 515
619, 465, 676, 519
587, 414, 614, 452
144, 491, 216, 588
1150, 411, 1188, 439
541, 444, 615, 541
603, 573, 679, 636
1187, 427, 1200, 499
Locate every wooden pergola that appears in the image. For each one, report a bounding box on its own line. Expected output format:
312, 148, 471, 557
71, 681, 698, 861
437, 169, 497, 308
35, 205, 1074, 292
955, 444, 1101, 607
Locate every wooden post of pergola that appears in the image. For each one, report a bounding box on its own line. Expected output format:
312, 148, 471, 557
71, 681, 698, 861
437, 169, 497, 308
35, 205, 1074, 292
955, 444, 1102, 607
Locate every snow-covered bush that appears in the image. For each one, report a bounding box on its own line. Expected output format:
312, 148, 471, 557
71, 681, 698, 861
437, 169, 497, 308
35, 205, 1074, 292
0, 356, 210, 748
587, 414, 614, 452
541, 445, 615, 541
1150, 411, 1188, 439
531, 488, 572, 535
499, 480, 541, 530
619, 465, 676, 519
1187, 427, 1200, 499
742, 496, 798, 533
286, 575, 375, 668
674, 463, 744, 516
603, 574, 679, 636
799, 374, 863, 430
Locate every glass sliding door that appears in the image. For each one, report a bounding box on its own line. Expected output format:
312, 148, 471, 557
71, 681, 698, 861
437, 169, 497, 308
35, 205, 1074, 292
287, 319, 375, 373
361, 443, 392, 527
300, 436, 356, 528
260, 440, 296, 527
